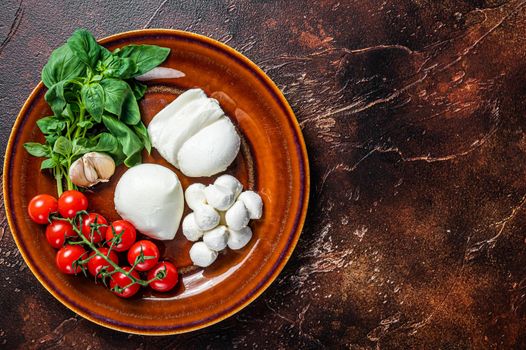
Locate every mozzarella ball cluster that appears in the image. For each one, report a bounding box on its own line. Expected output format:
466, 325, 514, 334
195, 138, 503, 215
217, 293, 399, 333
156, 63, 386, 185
183, 175, 263, 267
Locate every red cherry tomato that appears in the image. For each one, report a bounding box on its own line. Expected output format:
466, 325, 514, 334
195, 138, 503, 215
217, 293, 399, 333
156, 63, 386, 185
81, 213, 108, 243
147, 261, 178, 292
28, 194, 58, 224
109, 266, 140, 298
106, 220, 136, 252
45, 220, 75, 249
56, 245, 86, 274
87, 247, 119, 278
127, 240, 159, 271
58, 190, 88, 218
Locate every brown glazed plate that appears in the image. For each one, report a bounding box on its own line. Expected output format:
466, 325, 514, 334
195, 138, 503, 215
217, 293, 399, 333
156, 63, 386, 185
3, 29, 309, 335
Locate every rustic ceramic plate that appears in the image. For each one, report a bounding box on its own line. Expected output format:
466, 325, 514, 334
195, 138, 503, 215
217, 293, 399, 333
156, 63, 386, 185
3, 29, 309, 335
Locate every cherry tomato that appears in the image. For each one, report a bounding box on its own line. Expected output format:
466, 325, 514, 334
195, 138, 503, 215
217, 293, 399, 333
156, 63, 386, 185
58, 190, 88, 218
87, 247, 119, 278
147, 261, 178, 292
45, 220, 75, 249
81, 213, 108, 243
127, 240, 159, 271
105, 220, 136, 252
28, 194, 58, 224
109, 266, 140, 298
56, 245, 86, 274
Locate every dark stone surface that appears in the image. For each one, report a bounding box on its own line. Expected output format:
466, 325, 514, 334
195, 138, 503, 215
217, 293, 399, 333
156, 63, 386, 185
2, 0, 526, 348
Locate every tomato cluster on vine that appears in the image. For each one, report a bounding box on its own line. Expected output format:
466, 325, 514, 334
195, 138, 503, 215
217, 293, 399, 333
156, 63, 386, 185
28, 190, 179, 298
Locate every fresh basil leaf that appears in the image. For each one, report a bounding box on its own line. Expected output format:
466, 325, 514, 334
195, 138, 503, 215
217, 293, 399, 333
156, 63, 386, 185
53, 136, 72, 156
36, 116, 65, 135
102, 115, 143, 166
24, 142, 50, 157
132, 121, 151, 153
115, 45, 170, 76
120, 88, 140, 125
62, 103, 79, 122
42, 44, 86, 88
92, 133, 119, 152
45, 134, 59, 144
77, 120, 94, 129
81, 83, 104, 122
67, 29, 101, 68
128, 80, 147, 100
100, 78, 128, 116
45, 81, 67, 115
40, 158, 57, 170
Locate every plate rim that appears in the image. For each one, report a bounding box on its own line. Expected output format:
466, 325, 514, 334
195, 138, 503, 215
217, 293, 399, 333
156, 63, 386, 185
3, 28, 310, 335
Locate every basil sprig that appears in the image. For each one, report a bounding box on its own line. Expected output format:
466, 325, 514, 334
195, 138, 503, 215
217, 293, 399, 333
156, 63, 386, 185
24, 29, 170, 195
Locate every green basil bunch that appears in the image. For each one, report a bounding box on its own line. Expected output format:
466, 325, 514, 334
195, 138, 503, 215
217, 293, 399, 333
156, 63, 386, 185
24, 29, 169, 195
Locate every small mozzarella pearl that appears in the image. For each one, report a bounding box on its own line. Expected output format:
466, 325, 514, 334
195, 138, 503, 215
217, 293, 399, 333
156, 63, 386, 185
204, 184, 235, 211
189, 242, 218, 267
185, 183, 207, 211
203, 225, 229, 251
182, 213, 203, 241
227, 226, 253, 250
214, 174, 243, 199
194, 204, 220, 231
225, 200, 250, 230
238, 191, 263, 219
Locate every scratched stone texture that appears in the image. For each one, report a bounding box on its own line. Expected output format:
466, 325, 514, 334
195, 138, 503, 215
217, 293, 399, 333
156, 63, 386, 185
2, 0, 526, 349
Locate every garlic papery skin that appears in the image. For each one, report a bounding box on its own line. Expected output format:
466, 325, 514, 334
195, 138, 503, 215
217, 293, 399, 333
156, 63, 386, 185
69, 152, 116, 188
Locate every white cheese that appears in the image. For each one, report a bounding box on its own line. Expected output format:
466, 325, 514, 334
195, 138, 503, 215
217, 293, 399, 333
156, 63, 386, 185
225, 200, 250, 230
189, 242, 218, 267
185, 183, 207, 211
193, 204, 220, 231
114, 164, 184, 241
238, 191, 263, 219
227, 226, 253, 250
182, 213, 204, 241
204, 184, 235, 211
203, 225, 229, 251
214, 174, 243, 198
177, 117, 240, 177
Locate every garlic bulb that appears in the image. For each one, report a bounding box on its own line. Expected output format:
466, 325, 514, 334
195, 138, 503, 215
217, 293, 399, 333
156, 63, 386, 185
69, 152, 116, 187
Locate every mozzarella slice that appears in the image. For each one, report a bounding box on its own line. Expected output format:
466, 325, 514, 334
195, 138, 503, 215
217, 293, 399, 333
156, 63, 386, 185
148, 89, 223, 167
114, 164, 184, 240
177, 117, 240, 177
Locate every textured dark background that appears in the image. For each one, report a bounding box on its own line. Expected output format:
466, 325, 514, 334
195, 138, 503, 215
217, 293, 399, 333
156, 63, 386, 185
2, 0, 526, 348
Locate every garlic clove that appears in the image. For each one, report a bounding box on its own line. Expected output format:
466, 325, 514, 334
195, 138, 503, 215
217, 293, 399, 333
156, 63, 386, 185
69, 152, 116, 188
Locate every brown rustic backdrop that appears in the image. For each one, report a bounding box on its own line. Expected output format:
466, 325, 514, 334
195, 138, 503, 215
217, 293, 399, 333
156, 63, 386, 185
2, 0, 526, 349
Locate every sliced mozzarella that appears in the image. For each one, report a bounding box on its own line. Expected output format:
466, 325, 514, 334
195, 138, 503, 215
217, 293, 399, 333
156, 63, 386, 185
114, 164, 183, 240
204, 184, 235, 211
227, 226, 252, 250
189, 242, 218, 267
177, 117, 240, 177
238, 191, 263, 219
214, 175, 243, 199
203, 225, 229, 251
194, 204, 220, 231
185, 183, 207, 211
148, 90, 223, 167
225, 200, 250, 230
182, 213, 204, 241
